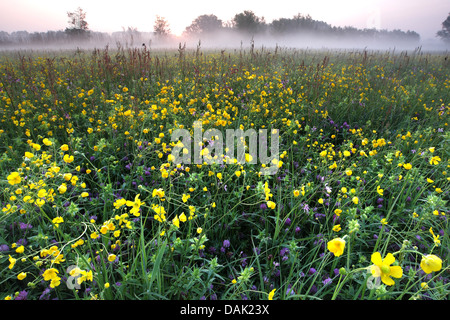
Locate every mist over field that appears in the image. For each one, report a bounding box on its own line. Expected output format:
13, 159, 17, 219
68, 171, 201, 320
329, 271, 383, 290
0, 30, 446, 51
1, 9, 449, 53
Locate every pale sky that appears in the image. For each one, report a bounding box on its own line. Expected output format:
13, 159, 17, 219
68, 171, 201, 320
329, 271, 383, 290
0, 0, 448, 40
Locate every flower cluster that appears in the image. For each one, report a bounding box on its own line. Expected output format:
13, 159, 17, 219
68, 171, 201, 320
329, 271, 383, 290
0, 47, 448, 300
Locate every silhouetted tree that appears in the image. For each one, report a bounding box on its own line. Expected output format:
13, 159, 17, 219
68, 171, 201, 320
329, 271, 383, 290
437, 13, 450, 43
66, 7, 90, 39
154, 15, 171, 38
184, 14, 223, 36
0, 31, 10, 45
232, 10, 266, 35
270, 13, 323, 36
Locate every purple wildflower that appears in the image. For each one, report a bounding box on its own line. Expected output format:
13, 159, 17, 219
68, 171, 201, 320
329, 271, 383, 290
323, 277, 332, 286
14, 290, 28, 300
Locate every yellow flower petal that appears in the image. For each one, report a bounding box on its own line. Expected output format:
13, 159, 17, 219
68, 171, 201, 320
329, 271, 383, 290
371, 252, 382, 266
389, 266, 403, 279
381, 274, 395, 286
383, 253, 395, 266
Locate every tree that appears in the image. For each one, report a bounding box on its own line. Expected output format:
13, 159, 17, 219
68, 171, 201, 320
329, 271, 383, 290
232, 10, 266, 34
184, 14, 223, 36
437, 13, 450, 43
270, 13, 316, 35
154, 15, 171, 38
66, 7, 89, 38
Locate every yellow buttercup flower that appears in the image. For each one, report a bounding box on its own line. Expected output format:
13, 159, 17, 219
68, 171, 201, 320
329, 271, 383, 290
429, 156, 441, 165
377, 186, 384, 196
35, 199, 45, 207
152, 188, 165, 199
420, 255, 442, 274
15, 245, 25, 254
7, 172, 21, 185
370, 252, 403, 286
182, 194, 190, 203
152, 204, 166, 222
52, 216, 64, 228
24, 152, 34, 159
403, 163, 412, 170
113, 198, 127, 209
37, 189, 47, 198
50, 277, 61, 288
42, 268, 59, 281
327, 238, 345, 257
17, 272, 27, 280
63, 154, 74, 163
267, 201, 276, 209
58, 184, 67, 194
8, 255, 16, 269
126, 194, 144, 216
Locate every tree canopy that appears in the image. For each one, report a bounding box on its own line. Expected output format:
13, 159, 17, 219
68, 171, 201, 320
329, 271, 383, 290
154, 15, 171, 37
437, 13, 450, 43
184, 14, 223, 36
65, 7, 89, 38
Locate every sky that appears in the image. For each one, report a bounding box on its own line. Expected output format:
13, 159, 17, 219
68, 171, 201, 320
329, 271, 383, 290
0, 0, 448, 40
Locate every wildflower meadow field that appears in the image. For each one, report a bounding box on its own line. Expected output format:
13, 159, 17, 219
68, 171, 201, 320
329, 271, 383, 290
0, 45, 449, 301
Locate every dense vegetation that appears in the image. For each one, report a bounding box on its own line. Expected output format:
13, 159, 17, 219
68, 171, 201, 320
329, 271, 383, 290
0, 46, 448, 300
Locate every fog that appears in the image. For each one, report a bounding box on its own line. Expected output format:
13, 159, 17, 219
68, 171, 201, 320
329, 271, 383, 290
0, 28, 448, 54
177, 30, 449, 52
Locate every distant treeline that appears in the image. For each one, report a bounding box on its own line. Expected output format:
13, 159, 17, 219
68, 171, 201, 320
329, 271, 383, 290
0, 12, 421, 48
0, 29, 150, 47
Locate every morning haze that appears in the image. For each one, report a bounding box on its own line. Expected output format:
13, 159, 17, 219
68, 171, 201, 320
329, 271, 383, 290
0, 0, 449, 51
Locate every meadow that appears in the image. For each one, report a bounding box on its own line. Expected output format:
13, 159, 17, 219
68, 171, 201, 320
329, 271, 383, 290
0, 45, 449, 300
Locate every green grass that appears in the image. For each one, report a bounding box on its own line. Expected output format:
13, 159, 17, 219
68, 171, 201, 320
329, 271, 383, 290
0, 46, 449, 300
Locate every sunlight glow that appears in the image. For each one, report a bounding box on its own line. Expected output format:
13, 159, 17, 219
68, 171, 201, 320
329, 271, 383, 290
0, 0, 447, 40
